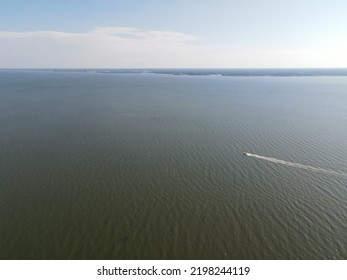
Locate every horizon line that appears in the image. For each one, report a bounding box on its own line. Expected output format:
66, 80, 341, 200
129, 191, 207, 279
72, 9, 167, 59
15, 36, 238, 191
1, 67, 347, 70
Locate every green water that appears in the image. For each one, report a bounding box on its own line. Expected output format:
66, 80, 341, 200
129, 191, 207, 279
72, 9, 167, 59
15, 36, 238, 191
0, 70, 346, 259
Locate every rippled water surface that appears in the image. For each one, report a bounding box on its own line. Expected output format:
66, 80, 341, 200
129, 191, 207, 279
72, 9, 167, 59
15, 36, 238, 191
1, 70, 347, 259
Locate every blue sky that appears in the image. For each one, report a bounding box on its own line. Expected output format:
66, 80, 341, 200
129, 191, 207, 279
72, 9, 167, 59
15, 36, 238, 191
1, 0, 346, 67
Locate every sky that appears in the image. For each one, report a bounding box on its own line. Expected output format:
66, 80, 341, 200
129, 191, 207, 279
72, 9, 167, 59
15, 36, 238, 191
1, 0, 346, 68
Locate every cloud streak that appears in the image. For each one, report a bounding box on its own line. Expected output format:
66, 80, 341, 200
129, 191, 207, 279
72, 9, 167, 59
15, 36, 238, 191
0, 27, 346, 68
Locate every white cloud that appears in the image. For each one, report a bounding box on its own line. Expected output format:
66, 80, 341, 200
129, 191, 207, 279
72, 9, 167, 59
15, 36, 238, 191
0, 30, 84, 39
89, 27, 197, 42
0, 27, 346, 68
0, 27, 202, 68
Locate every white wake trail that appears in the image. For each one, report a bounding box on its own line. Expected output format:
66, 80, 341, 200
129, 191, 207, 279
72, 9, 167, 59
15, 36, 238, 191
244, 153, 343, 176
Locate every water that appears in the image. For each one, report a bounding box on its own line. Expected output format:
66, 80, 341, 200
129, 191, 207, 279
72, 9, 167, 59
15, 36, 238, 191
244, 153, 345, 176
0, 69, 347, 259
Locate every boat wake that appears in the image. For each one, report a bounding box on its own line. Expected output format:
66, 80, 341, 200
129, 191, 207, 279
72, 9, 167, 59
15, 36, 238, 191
244, 153, 344, 176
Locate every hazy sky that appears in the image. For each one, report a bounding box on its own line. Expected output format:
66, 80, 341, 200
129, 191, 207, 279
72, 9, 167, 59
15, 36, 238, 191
1, 0, 346, 68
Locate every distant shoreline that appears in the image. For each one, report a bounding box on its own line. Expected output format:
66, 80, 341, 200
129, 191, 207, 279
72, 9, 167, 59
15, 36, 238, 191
1, 68, 347, 77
